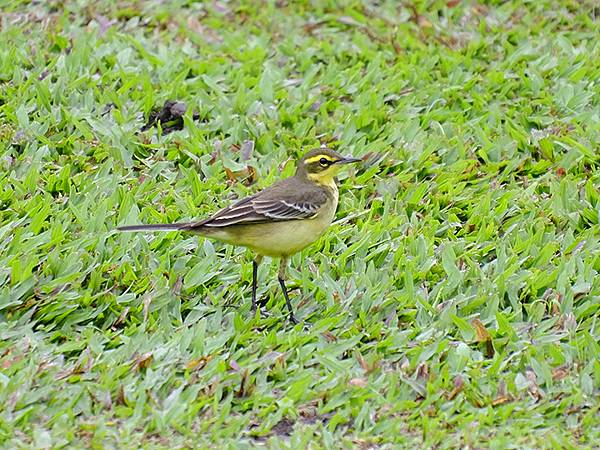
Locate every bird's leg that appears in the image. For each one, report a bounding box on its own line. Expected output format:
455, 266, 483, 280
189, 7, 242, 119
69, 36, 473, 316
251, 255, 263, 313
278, 257, 298, 324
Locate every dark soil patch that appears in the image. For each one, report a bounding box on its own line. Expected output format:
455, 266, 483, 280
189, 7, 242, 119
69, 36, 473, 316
141, 100, 202, 134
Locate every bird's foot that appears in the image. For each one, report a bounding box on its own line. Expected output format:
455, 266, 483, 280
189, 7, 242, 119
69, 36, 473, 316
289, 314, 299, 325
288, 315, 312, 330
251, 305, 274, 321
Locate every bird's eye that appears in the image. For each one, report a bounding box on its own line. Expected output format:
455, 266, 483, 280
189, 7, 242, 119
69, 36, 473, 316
319, 157, 329, 166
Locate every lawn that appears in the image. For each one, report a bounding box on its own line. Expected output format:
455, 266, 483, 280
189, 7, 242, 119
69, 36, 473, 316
1, 0, 599, 447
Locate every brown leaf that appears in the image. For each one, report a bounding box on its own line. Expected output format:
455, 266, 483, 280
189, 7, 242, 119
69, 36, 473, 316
492, 395, 510, 406
203, 379, 218, 397
355, 351, 379, 374
113, 306, 130, 328
416, 362, 429, 380
418, 18, 432, 28
245, 166, 258, 185
262, 351, 287, 368
143, 293, 152, 323
543, 288, 563, 316
172, 276, 183, 295
405, 3, 432, 28
1, 352, 23, 370
224, 167, 237, 183
472, 318, 491, 342
566, 405, 583, 414
186, 355, 213, 371
391, 34, 403, 55
209, 140, 222, 165
321, 331, 337, 343
563, 313, 577, 332
556, 312, 577, 332
447, 375, 464, 400
55, 368, 74, 380
278, 156, 294, 172
552, 365, 570, 381
55, 348, 94, 380
116, 384, 128, 406
337, 16, 361, 27
526, 368, 544, 400
50, 283, 71, 297
224, 166, 258, 186
349, 377, 368, 387
236, 368, 254, 397
356, 352, 369, 372
472, 318, 495, 357
82, 348, 94, 373
131, 352, 153, 371
302, 19, 327, 33
186, 16, 222, 44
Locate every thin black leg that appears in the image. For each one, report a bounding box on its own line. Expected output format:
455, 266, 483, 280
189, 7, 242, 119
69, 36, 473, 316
278, 277, 298, 324
251, 257, 261, 313
278, 257, 298, 324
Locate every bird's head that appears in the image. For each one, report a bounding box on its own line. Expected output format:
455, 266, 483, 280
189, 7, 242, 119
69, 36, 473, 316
296, 148, 361, 185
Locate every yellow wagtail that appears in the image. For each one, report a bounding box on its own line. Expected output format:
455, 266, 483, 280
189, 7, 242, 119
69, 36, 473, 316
118, 148, 361, 323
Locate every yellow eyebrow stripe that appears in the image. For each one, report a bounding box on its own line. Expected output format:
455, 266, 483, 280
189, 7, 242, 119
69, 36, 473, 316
304, 155, 336, 164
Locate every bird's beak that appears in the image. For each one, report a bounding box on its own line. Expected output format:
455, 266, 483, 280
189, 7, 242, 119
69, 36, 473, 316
337, 156, 362, 164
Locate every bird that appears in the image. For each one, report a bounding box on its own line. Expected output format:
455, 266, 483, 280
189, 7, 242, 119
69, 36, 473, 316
117, 147, 361, 323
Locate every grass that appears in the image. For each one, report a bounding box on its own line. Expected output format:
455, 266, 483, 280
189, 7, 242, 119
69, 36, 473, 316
1, 0, 599, 447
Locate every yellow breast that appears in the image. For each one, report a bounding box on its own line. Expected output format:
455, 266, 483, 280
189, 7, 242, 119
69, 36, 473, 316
201, 192, 338, 257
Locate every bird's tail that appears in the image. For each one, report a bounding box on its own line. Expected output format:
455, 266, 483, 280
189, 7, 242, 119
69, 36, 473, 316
117, 223, 191, 232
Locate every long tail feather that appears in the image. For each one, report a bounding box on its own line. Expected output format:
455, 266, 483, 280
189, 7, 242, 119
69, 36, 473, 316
117, 223, 190, 232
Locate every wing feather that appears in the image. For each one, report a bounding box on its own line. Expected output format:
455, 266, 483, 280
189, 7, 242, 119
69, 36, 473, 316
183, 178, 330, 230
256, 201, 318, 219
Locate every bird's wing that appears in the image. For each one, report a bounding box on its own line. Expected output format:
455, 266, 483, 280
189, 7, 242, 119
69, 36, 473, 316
184, 181, 329, 229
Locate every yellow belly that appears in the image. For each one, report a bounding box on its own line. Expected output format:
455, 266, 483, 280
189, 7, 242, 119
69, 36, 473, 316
199, 209, 335, 257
